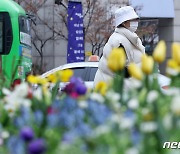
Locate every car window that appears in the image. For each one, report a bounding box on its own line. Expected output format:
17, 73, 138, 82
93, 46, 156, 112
88, 67, 98, 81
68, 67, 88, 81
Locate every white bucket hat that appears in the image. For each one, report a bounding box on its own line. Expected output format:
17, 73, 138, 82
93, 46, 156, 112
115, 6, 139, 27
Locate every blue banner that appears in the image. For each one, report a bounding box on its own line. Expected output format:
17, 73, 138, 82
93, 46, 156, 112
67, 1, 85, 63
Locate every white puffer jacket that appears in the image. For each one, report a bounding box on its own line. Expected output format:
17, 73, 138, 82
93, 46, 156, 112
94, 27, 145, 87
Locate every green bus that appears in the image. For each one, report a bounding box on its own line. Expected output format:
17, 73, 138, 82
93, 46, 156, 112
0, 0, 32, 86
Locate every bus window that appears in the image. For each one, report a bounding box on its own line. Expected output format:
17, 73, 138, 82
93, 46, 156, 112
0, 12, 13, 55
0, 15, 3, 53
19, 16, 30, 35
19, 16, 31, 47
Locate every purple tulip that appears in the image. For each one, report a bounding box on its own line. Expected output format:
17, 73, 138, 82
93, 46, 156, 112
76, 83, 87, 95
28, 139, 46, 154
62, 83, 75, 94
20, 127, 34, 142
70, 77, 83, 85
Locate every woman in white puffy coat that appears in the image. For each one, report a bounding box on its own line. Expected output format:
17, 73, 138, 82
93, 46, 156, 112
94, 6, 145, 87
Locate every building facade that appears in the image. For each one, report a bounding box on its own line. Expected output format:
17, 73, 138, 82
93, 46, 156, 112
158, 0, 180, 73
32, 0, 180, 74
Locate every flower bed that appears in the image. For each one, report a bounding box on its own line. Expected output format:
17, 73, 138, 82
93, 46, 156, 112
0, 41, 180, 154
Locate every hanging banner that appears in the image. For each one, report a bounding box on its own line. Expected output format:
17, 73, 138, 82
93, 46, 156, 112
67, 1, 85, 63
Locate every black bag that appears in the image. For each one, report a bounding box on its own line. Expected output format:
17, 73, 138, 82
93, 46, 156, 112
119, 44, 130, 78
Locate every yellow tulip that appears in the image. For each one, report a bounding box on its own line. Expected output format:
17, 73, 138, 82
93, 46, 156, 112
107, 48, 126, 72
95, 81, 108, 95
47, 74, 58, 83
172, 43, 180, 65
58, 69, 74, 82
143, 112, 154, 121
128, 63, 143, 80
153, 40, 166, 63
141, 54, 154, 75
27, 75, 41, 84
167, 59, 180, 71
38, 78, 48, 85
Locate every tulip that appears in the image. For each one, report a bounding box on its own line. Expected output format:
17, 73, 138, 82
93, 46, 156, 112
172, 42, 180, 65
28, 139, 46, 154
143, 112, 154, 121
20, 127, 34, 142
76, 83, 87, 95
107, 48, 126, 72
153, 40, 166, 63
38, 78, 48, 85
47, 74, 58, 83
128, 63, 143, 80
27, 75, 41, 84
95, 81, 108, 95
166, 59, 180, 74
11, 79, 21, 88
62, 82, 74, 94
167, 59, 179, 70
58, 69, 74, 82
166, 59, 180, 76
141, 54, 154, 75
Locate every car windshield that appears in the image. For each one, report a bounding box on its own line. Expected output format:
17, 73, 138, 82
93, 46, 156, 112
70, 67, 87, 80
89, 67, 98, 81
65, 66, 98, 81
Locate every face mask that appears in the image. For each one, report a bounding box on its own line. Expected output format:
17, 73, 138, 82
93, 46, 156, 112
128, 21, 138, 32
